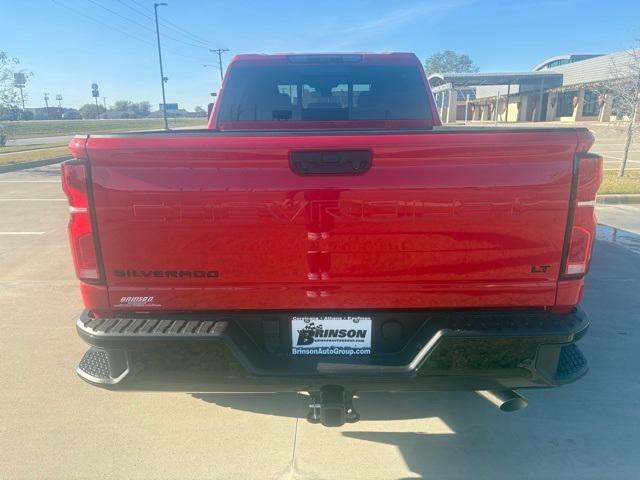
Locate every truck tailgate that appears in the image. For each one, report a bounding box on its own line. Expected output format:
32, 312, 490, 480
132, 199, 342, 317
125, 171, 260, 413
84, 129, 578, 310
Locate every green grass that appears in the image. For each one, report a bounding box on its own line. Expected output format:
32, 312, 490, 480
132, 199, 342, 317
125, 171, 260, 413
0, 117, 207, 140
600, 170, 640, 194
0, 146, 70, 166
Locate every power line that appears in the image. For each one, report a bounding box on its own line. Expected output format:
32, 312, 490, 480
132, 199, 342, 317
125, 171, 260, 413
51, 0, 209, 63
127, 0, 214, 47
86, 0, 210, 50
52, 0, 157, 46
119, 0, 211, 47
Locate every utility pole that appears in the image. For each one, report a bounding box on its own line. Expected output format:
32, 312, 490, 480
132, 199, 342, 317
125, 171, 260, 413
43, 92, 50, 119
102, 97, 108, 119
209, 48, 229, 82
154, 2, 169, 130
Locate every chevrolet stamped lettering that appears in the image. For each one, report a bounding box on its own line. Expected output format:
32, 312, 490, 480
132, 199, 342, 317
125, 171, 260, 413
131, 198, 536, 224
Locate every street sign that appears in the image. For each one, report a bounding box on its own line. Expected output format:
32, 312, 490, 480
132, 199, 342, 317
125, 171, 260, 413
159, 103, 179, 111
91, 83, 100, 98
14, 73, 26, 87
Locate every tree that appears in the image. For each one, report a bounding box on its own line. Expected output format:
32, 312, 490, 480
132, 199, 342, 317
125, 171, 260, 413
194, 105, 206, 117
113, 100, 133, 112
424, 50, 479, 75
109, 100, 150, 117
1, 51, 32, 118
79, 103, 106, 119
135, 101, 151, 116
599, 43, 640, 177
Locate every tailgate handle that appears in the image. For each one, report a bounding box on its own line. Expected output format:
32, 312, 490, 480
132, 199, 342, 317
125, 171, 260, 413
289, 150, 371, 175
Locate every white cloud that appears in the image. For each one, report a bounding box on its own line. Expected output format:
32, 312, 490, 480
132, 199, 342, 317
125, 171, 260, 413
323, 0, 472, 48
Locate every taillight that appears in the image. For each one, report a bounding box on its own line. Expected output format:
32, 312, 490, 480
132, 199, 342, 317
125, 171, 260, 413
561, 151, 603, 279
62, 159, 102, 283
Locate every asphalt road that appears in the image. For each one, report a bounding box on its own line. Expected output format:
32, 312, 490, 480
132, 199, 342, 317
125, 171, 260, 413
1, 164, 640, 479
5, 135, 75, 147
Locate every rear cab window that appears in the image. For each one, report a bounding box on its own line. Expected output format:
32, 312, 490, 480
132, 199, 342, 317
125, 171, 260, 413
214, 55, 434, 130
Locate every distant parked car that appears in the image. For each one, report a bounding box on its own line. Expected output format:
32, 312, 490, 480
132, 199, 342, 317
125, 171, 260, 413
62, 110, 81, 120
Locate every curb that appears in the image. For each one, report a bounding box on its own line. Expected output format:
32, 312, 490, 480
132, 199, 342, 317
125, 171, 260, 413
597, 194, 640, 205
0, 156, 70, 174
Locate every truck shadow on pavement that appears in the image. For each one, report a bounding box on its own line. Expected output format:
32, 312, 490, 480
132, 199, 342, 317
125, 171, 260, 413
190, 240, 640, 479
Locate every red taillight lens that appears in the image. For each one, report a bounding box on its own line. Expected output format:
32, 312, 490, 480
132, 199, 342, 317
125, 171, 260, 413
61, 160, 102, 283
566, 226, 592, 275
61, 162, 88, 208
561, 152, 603, 278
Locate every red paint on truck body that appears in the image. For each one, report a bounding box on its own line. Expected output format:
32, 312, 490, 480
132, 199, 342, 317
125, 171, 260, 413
81, 129, 584, 311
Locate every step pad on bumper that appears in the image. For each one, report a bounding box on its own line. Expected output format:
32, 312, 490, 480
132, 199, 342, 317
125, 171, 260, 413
556, 344, 587, 381
77, 347, 130, 385
80, 316, 227, 339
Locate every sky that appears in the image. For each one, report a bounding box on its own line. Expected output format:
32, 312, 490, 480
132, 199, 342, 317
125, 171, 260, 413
2, 0, 640, 111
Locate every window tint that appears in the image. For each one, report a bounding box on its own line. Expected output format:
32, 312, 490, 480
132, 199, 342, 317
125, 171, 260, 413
218, 64, 431, 124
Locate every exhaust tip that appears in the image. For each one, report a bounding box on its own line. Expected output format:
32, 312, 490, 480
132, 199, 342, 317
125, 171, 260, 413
499, 395, 528, 412
476, 389, 528, 412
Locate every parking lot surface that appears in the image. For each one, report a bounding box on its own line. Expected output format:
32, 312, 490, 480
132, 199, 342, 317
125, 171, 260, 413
1, 164, 639, 480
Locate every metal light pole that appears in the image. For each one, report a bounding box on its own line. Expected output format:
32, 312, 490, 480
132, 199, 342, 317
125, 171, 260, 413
91, 83, 100, 119
154, 2, 169, 130
103, 97, 108, 119
13, 73, 27, 116
18, 87, 26, 112
43, 92, 50, 119
209, 48, 229, 82
56, 94, 63, 108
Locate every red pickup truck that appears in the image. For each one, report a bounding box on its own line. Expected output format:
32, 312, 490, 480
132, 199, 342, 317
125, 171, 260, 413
63, 52, 602, 426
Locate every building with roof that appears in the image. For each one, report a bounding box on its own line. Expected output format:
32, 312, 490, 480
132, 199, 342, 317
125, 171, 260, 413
429, 49, 635, 124
532, 54, 603, 72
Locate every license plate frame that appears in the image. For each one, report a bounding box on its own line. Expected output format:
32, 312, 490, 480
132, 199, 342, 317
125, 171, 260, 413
290, 315, 373, 355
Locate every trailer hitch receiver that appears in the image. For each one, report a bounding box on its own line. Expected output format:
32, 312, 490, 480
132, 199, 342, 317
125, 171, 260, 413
307, 385, 360, 427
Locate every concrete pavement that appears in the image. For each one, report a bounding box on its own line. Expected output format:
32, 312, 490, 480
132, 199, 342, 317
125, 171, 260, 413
1, 164, 640, 479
